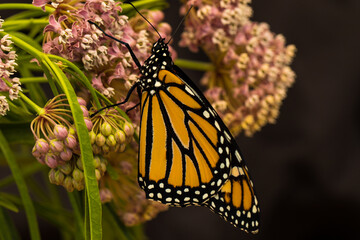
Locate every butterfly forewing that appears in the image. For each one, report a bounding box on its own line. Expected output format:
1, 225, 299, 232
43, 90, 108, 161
138, 70, 232, 206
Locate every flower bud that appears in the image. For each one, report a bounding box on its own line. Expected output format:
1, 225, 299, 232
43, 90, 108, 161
89, 131, 96, 144
84, 117, 93, 131
118, 144, 126, 153
95, 169, 102, 181
95, 133, 105, 147
63, 176, 74, 192
114, 130, 126, 144
49, 169, 56, 184
68, 126, 76, 135
58, 162, 73, 175
93, 156, 101, 168
100, 122, 112, 136
72, 178, 85, 191
35, 138, 49, 153
53, 124, 68, 140
123, 122, 134, 137
60, 148, 73, 161
72, 168, 84, 182
50, 139, 64, 153
100, 188, 113, 203
76, 158, 83, 171
77, 97, 87, 106
65, 134, 78, 149
102, 144, 110, 154
92, 144, 102, 155
37, 155, 45, 165
45, 152, 59, 168
80, 105, 89, 117
54, 170, 65, 185
105, 134, 117, 147
100, 162, 107, 174
32, 146, 41, 158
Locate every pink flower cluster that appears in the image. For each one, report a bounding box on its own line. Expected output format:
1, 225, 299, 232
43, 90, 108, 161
0, 18, 22, 116
39, 0, 175, 125
31, 95, 94, 191
180, 0, 296, 136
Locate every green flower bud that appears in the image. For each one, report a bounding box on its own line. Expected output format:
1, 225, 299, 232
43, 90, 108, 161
93, 156, 101, 168
72, 178, 85, 191
92, 144, 102, 155
102, 144, 110, 154
100, 122, 113, 136
63, 176, 74, 192
114, 130, 126, 144
100, 162, 107, 174
106, 134, 117, 147
89, 131, 96, 145
76, 158, 83, 171
72, 168, 84, 182
54, 170, 65, 185
95, 169, 102, 181
95, 133, 106, 147
58, 162, 72, 175
49, 169, 56, 184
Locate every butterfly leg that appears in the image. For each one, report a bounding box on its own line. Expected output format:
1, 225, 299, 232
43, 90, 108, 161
90, 82, 139, 117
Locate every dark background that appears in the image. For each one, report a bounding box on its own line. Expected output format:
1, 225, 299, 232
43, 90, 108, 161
1, 0, 359, 239
147, 1, 360, 240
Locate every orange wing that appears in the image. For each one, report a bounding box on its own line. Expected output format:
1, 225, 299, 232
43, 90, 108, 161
138, 70, 232, 207
204, 149, 260, 233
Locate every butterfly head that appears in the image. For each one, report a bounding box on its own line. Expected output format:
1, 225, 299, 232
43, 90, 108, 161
151, 38, 169, 54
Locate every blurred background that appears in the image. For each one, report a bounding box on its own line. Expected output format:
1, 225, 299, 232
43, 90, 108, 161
147, 1, 360, 239
1, 0, 359, 239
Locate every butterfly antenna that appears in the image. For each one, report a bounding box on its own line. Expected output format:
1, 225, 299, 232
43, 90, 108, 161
167, 5, 193, 44
124, 1, 162, 39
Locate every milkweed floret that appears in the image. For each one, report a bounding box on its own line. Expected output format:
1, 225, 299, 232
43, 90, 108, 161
180, 0, 296, 136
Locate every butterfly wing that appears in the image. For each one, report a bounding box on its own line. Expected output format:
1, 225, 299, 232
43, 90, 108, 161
138, 69, 233, 207
204, 147, 260, 233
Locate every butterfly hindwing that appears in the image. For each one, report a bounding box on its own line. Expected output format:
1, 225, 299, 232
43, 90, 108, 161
138, 69, 232, 207
204, 146, 260, 233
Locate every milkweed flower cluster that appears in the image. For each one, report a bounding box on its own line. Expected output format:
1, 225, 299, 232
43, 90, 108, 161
180, 0, 296, 136
40, 0, 175, 125
0, 18, 22, 116
90, 108, 134, 155
32, 0, 173, 223
31, 95, 94, 191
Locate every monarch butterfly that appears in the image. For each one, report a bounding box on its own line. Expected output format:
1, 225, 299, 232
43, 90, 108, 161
89, 2, 259, 233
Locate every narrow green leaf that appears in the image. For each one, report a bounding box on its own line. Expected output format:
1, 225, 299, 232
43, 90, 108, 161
43, 58, 102, 240
0, 194, 19, 212
0, 130, 41, 240
0, 207, 14, 240
68, 192, 85, 239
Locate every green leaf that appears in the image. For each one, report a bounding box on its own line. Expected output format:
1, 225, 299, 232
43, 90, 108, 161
0, 207, 16, 240
0, 194, 19, 212
43, 57, 102, 240
0, 130, 41, 240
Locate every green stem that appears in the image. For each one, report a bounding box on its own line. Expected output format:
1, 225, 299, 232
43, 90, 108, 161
175, 58, 214, 71
0, 3, 54, 13
0, 131, 41, 240
18, 91, 44, 115
20, 77, 48, 84
2, 19, 49, 29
